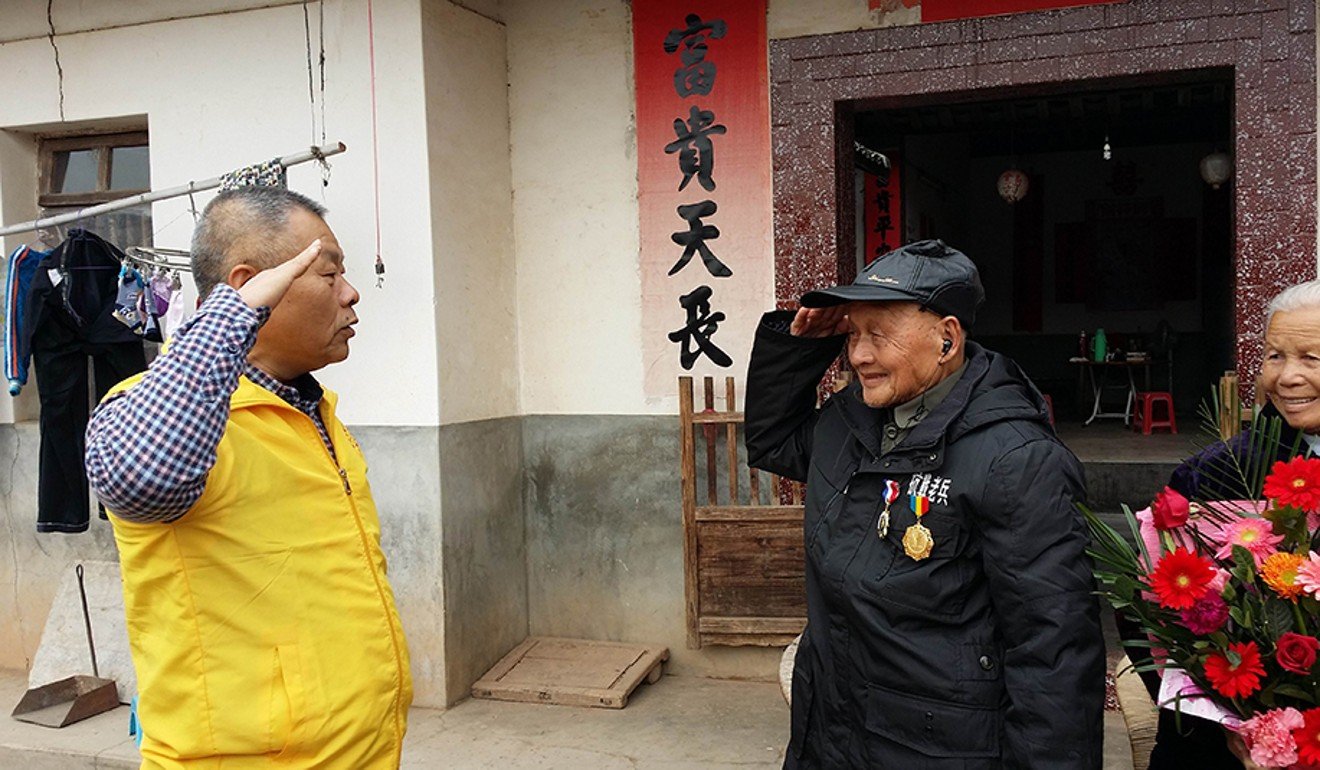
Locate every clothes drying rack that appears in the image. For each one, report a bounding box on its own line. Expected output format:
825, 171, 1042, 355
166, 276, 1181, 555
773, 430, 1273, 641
126, 247, 191, 274
0, 142, 346, 239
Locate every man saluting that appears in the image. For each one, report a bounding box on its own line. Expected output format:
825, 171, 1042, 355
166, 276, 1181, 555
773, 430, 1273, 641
746, 240, 1104, 769
86, 187, 411, 769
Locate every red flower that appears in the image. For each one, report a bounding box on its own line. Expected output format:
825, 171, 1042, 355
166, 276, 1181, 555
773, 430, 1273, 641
1263, 457, 1320, 511
1148, 547, 1215, 610
1151, 486, 1190, 530
1294, 708, 1320, 764
1204, 642, 1267, 699
1278, 633, 1320, 676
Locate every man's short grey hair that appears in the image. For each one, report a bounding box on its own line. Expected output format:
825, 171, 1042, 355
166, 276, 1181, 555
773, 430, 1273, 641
190, 187, 327, 298
1267, 279, 1320, 329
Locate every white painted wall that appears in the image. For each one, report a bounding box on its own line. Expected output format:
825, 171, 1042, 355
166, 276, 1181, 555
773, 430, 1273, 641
506, 0, 648, 415
0, 0, 440, 427
504, 0, 925, 417
0, 0, 307, 43
424, 0, 520, 426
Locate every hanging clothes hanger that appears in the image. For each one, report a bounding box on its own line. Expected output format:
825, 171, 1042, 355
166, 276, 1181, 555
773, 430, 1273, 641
125, 247, 191, 274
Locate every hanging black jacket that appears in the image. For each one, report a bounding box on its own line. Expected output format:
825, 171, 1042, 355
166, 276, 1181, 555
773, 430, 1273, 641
745, 310, 1104, 769
20, 228, 140, 363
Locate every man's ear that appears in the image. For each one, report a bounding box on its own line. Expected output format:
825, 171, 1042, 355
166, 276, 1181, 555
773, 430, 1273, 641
939, 316, 965, 350
226, 263, 262, 290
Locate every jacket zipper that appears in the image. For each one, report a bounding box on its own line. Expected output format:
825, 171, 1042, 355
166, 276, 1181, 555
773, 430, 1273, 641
299, 408, 407, 747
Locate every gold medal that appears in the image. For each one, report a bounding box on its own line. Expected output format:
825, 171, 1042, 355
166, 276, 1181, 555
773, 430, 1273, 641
902, 522, 934, 561
903, 494, 934, 560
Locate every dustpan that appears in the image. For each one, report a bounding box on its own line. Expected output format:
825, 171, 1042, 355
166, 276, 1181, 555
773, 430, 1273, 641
12, 565, 119, 727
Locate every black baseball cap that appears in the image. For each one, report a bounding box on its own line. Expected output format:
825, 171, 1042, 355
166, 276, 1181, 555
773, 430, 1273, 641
800, 239, 985, 329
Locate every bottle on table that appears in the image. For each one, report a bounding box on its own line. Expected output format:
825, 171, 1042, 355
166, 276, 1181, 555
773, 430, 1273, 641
1092, 328, 1107, 363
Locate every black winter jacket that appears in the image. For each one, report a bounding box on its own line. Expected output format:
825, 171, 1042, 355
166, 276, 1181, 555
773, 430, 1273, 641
21, 228, 140, 361
745, 311, 1105, 769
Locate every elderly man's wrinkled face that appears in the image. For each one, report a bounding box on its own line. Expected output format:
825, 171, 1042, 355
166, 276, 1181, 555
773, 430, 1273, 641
846, 301, 945, 408
1262, 306, 1320, 433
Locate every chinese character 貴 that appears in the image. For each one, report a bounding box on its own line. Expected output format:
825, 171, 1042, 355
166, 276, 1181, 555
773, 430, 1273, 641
665, 105, 726, 192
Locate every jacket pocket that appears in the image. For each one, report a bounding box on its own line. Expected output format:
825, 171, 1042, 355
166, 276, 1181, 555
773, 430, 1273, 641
861, 513, 969, 619
271, 644, 308, 757
864, 683, 1001, 759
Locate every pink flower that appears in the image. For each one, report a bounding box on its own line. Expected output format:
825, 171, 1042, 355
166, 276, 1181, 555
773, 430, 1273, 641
1215, 518, 1285, 566
1179, 593, 1229, 635
1299, 552, 1320, 599
1208, 568, 1230, 595
1239, 707, 1305, 768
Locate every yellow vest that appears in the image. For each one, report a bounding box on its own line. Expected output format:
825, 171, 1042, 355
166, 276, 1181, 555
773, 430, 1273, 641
107, 375, 412, 769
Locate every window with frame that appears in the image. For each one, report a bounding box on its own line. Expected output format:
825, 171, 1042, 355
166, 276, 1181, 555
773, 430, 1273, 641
38, 131, 152, 248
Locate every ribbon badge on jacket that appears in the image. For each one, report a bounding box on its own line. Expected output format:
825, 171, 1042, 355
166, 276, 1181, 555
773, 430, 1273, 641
878, 479, 901, 539
903, 494, 934, 561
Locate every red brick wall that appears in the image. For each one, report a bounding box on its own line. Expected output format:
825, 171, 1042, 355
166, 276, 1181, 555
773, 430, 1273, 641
770, 0, 1317, 383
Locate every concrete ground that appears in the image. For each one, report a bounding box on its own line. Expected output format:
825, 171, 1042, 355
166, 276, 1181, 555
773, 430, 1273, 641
0, 667, 1135, 769
1055, 419, 1197, 464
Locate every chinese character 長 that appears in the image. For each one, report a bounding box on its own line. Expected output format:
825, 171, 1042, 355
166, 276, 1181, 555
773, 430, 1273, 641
668, 285, 732, 369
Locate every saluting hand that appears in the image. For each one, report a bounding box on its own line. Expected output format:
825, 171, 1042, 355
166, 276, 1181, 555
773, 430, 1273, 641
790, 306, 849, 338
236, 239, 322, 311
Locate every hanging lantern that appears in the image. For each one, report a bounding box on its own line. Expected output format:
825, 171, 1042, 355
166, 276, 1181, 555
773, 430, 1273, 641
1199, 151, 1233, 189
997, 169, 1029, 204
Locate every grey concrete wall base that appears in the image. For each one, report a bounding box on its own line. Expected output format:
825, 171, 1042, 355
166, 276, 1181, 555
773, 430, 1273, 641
439, 417, 528, 705
28, 560, 134, 703
0, 423, 121, 673
353, 426, 448, 709
1082, 461, 1180, 511
522, 415, 780, 682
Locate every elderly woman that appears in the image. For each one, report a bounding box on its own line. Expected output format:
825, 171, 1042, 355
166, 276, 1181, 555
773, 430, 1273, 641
1122, 279, 1320, 770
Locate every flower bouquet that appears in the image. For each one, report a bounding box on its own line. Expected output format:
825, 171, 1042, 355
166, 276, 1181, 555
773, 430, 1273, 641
1085, 409, 1320, 769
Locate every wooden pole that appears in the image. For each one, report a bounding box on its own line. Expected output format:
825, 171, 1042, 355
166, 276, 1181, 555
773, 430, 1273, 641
679, 377, 701, 649
725, 377, 739, 505
1219, 371, 1241, 440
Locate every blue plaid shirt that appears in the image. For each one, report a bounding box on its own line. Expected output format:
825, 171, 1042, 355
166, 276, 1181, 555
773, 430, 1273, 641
85, 285, 335, 524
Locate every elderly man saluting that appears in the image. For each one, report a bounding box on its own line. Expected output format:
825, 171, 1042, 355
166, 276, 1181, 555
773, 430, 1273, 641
85, 187, 411, 769
746, 240, 1104, 769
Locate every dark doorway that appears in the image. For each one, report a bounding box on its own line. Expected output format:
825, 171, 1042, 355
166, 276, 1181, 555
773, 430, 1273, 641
851, 75, 1235, 420
770, 2, 1316, 403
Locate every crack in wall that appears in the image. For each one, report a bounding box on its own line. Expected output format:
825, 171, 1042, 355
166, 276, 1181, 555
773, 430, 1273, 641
4, 428, 31, 669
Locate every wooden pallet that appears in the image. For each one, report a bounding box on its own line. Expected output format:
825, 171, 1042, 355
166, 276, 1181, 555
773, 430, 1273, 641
471, 637, 669, 709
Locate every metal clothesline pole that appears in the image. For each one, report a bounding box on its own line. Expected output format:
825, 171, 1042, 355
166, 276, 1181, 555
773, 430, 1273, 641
0, 141, 347, 239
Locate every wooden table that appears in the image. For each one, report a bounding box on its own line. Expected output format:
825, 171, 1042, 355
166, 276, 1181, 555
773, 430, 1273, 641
1071, 358, 1152, 426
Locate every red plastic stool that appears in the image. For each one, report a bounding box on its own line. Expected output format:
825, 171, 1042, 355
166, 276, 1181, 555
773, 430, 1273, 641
1042, 393, 1055, 427
1134, 391, 1177, 435
1130, 392, 1149, 428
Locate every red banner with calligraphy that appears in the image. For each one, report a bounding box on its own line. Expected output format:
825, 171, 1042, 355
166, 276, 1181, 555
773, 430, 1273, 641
634, 1, 773, 400
862, 154, 903, 266
921, 0, 1125, 22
